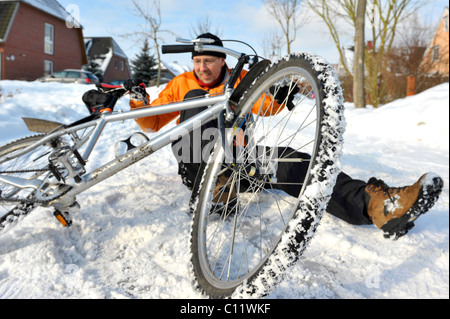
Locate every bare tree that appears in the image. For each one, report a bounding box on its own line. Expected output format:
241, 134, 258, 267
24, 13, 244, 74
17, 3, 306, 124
305, 0, 355, 78
264, 0, 311, 54
353, 0, 367, 108
189, 15, 223, 38
306, 0, 430, 108
383, 12, 442, 99
129, 0, 173, 87
399, 12, 439, 77
364, 0, 430, 107
260, 31, 284, 60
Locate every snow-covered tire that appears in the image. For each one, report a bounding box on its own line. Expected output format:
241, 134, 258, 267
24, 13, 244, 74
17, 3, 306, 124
190, 53, 346, 298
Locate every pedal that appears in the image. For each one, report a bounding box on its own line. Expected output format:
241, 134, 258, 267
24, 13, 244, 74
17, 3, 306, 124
53, 210, 72, 227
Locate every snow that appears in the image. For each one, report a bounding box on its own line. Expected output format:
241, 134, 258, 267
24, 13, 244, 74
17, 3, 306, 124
0, 80, 448, 299
160, 60, 192, 76
168, 61, 192, 75
22, 0, 70, 22
384, 195, 402, 214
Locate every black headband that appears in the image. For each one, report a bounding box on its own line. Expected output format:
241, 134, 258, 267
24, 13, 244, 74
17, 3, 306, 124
192, 33, 226, 59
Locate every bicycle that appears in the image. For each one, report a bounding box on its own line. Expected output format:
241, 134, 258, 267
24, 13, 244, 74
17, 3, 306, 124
0, 37, 345, 298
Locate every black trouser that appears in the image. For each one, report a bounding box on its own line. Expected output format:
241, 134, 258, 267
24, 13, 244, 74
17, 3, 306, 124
172, 90, 372, 226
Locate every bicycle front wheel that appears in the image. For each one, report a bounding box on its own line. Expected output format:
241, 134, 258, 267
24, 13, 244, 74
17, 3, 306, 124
190, 53, 345, 298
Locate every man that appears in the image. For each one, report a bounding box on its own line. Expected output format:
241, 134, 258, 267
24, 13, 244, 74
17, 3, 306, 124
125, 33, 443, 239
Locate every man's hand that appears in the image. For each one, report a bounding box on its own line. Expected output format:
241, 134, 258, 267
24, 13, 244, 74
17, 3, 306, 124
270, 84, 300, 111
124, 78, 147, 101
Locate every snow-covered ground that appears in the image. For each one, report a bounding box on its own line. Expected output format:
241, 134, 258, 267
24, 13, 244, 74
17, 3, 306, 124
0, 80, 448, 299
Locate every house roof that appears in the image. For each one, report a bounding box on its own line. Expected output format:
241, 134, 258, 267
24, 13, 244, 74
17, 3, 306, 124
85, 37, 128, 59
0, 0, 86, 64
2, 0, 70, 21
1, 0, 79, 42
422, 6, 449, 61
84, 37, 129, 72
0, 1, 18, 41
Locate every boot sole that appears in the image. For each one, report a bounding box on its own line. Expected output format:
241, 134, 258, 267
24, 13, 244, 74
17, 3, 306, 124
381, 175, 444, 240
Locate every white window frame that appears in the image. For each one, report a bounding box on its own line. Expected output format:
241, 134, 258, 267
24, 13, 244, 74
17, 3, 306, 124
44, 60, 53, 75
44, 23, 54, 54
432, 45, 440, 62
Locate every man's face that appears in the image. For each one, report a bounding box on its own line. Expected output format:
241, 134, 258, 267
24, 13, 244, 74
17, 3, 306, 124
193, 56, 226, 84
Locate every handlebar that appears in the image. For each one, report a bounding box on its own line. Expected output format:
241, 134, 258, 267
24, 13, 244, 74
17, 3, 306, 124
161, 43, 243, 60
161, 44, 196, 55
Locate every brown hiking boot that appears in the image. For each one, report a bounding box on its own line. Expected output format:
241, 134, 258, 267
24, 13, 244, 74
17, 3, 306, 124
365, 173, 443, 239
213, 175, 237, 203
212, 174, 238, 216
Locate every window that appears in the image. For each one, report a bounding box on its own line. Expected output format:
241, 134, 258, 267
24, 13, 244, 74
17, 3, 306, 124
66, 71, 80, 78
44, 23, 54, 54
115, 60, 119, 69
432, 45, 440, 62
44, 60, 53, 75
444, 15, 448, 32
121, 61, 124, 71
52, 71, 67, 78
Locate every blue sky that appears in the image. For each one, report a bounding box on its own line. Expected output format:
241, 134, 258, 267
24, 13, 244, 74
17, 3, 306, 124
58, 0, 448, 67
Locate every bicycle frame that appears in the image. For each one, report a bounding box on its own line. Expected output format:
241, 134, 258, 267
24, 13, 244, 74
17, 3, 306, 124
0, 90, 233, 204
67, 92, 232, 199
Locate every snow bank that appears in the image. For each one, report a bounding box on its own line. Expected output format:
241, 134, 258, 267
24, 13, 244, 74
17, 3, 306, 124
345, 83, 449, 150
0, 80, 448, 299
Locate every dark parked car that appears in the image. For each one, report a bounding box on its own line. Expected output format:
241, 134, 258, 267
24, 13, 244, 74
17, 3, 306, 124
38, 69, 99, 84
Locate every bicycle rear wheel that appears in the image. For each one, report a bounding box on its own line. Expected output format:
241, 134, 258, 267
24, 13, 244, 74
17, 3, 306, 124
190, 53, 346, 298
0, 135, 52, 232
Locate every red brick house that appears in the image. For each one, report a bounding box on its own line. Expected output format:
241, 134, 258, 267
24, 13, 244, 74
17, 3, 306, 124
421, 6, 449, 76
84, 37, 131, 83
0, 0, 87, 81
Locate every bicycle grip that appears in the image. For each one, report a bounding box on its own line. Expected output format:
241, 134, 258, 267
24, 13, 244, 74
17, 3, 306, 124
161, 44, 196, 54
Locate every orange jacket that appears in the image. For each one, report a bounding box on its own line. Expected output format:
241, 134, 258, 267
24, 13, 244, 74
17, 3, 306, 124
130, 68, 284, 133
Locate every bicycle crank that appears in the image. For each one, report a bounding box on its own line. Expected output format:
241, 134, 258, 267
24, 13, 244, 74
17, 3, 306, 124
34, 174, 72, 202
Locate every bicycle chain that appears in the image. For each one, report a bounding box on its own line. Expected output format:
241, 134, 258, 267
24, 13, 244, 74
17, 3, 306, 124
0, 195, 49, 205
0, 168, 53, 205
0, 168, 72, 232
0, 168, 49, 174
